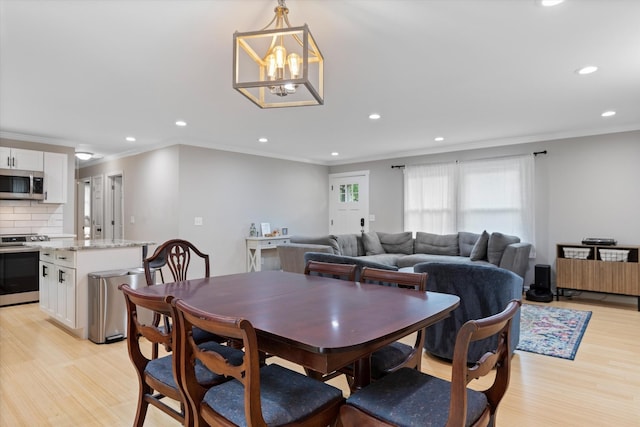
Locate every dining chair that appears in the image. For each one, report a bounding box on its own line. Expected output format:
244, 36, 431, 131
303, 259, 357, 281
302, 259, 358, 382
143, 239, 210, 286
358, 267, 429, 379
119, 284, 243, 427
143, 239, 218, 358
338, 300, 522, 427
171, 298, 345, 427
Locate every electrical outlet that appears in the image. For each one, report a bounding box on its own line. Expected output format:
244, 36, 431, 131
194, 217, 203, 226
369, 214, 376, 221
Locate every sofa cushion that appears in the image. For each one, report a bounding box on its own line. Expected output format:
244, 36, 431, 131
470, 230, 489, 261
458, 232, 480, 257
332, 234, 360, 257
487, 232, 520, 266
362, 232, 385, 255
414, 232, 459, 256
396, 254, 492, 269
377, 232, 414, 255
291, 235, 341, 254
359, 254, 402, 267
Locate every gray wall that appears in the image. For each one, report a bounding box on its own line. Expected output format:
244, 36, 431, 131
79, 145, 329, 275
80, 145, 182, 245
330, 130, 640, 286
75, 129, 640, 284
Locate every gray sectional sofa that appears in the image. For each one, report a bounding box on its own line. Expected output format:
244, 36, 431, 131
277, 230, 531, 278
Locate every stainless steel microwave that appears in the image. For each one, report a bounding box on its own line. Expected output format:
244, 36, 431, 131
0, 169, 45, 200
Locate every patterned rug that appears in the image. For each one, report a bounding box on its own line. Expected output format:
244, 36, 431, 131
516, 304, 592, 360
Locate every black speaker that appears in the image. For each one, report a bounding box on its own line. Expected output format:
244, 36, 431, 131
526, 264, 553, 302
534, 264, 551, 291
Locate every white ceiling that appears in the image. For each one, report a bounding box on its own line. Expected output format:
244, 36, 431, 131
1, 0, 639, 166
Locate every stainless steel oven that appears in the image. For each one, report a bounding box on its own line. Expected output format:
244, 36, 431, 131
0, 234, 49, 306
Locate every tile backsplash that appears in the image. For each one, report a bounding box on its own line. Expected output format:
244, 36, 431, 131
0, 200, 64, 235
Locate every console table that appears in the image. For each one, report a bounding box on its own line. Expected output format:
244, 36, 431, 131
556, 243, 640, 310
246, 236, 291, 272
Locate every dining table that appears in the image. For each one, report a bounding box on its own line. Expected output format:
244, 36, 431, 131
136, 270, 460, 389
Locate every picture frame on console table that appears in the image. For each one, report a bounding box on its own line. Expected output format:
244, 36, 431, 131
260, 222, 271, 237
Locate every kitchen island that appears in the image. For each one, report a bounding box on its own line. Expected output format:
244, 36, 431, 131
31, 239, 154, 339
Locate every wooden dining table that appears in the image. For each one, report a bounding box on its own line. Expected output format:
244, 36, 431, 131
136, 270, 460, 389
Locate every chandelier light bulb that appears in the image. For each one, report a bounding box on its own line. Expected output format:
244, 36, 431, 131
266, 54, 277, 79
288, 53, 301, 78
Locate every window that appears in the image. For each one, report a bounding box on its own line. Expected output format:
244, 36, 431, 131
339, 183, 359, 203
404, 155, 534, 248
404, 162, 457, 234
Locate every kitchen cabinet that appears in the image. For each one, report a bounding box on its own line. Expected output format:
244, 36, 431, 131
0, 146, 44, 171
36, 239, 152, 339
39, 250, 76, 328
42, 151, 68, 203
39, 254, 55, 315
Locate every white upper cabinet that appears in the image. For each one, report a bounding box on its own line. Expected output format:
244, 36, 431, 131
0, 147, 44, 171
43, 152, 68, 204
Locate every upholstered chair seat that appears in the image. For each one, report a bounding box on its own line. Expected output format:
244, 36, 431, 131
346, 367, 488, 427
202, 364, 344, 426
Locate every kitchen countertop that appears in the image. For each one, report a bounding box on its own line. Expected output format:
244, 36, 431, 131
29, 239, 154, 251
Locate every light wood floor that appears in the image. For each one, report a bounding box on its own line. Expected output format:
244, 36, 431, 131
1, 296, 639, 426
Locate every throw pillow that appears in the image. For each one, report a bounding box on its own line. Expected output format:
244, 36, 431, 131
414, 232, 459, 255
377, 232, 413, 255
458, 231, 481, 257
487, 232, 520, 265
362, 232, 385, 255
470, 230, 489, 261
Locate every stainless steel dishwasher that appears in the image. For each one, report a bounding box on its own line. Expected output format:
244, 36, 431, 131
88, 268, 153, 344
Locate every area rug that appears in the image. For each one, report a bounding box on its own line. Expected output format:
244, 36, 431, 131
516, 304, 592, 360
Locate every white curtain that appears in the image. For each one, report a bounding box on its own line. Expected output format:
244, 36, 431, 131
403, 162, 457, 234
457, 155, 535, 247
403, 154, 535, 254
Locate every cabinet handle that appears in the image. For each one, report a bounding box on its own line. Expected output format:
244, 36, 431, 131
6, 157, 10, 167
58, 256, 67, 260
42, 265, 48, 277
12, 157, 15, 167
58, 270, 65, 283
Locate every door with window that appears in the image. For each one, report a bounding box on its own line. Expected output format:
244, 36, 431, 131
329, 171, 369, 235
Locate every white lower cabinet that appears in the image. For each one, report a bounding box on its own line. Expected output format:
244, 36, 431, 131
39, 251, 76, 328
39, 260, 55, 315
38, 245, 144, 339
55, 265, 76, 328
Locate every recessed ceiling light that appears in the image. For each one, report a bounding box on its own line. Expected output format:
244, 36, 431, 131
258, 137, 268, 143
576, 66, 598, 75
331, 152, 339, 156
369, 113, 381, 120
540, 0, 564, 6
601, 110, 616, 117
175, 120, 187, 127
125, 136, 136, 142
434, 136, 445, 142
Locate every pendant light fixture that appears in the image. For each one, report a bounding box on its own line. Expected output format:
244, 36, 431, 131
233, 0, 324, 108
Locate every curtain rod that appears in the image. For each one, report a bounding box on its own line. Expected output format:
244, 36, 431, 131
391, 150, 548, 169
